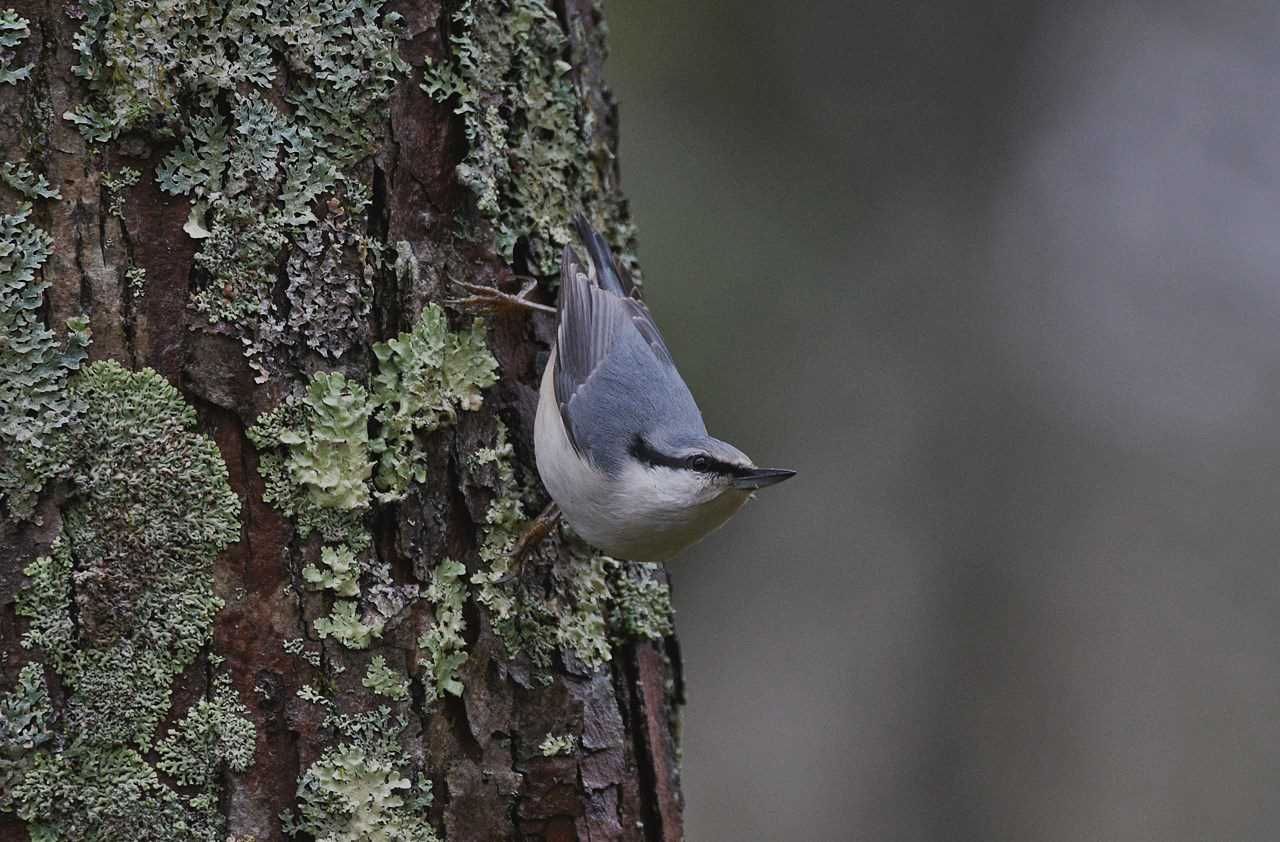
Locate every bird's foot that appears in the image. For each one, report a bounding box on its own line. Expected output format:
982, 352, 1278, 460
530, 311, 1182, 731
496, 502, 561, 583
449, 278, 556, 315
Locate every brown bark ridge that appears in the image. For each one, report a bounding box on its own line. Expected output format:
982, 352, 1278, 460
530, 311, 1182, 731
0, 0, 684, 840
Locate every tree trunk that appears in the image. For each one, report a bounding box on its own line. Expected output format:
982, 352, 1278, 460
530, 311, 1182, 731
0, 0, 684, 840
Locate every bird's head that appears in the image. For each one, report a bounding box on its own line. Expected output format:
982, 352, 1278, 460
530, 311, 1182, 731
626, 430, 796, 510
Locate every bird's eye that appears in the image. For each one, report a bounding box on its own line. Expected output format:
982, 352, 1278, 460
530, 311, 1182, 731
688, 454, 711, 472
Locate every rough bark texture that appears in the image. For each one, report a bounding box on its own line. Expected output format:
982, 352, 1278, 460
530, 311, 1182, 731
0, 1, 684, 840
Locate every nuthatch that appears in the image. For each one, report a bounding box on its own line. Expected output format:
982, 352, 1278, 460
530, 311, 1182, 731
527, 218, 795, 562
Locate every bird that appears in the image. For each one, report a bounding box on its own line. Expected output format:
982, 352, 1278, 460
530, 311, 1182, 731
529, 217, 795, 562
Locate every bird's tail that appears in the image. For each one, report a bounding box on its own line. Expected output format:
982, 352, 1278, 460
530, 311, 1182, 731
572, 214, 629, 296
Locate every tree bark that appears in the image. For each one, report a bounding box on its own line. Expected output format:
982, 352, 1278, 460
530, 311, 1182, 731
0, 0, 684, 840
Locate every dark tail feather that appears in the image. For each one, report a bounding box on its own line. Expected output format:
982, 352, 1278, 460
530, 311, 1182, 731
572, 214, 629, 296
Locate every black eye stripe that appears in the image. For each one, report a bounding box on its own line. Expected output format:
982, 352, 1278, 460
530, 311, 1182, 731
629, 435, 753, 477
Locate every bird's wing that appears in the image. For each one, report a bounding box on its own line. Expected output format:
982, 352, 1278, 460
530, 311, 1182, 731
554, 242, 696, 465
572, 214, 631, 295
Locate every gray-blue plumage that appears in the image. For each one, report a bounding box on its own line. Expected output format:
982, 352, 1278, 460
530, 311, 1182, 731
554, 223, 706, 476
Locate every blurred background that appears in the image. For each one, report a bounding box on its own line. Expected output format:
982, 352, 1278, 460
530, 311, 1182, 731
606, 2, 1280, 840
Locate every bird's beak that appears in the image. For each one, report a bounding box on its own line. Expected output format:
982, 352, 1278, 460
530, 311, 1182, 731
732, 467, 797, 490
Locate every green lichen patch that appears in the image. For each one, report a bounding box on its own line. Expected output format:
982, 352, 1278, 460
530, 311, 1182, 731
7, 361, 256, 840
284, 706, 439, 842
13, 742, 214, 842
0, 203, 90, 520
101, 166, 140, 216
305, 544, 363, 597
278, 372, 373, 512
370, 303, 498, 501
607, 560, 674, 641
0, 664, 52, 812
362, 655, 409, 702
1, 162, 60, 200
417, 558, 468, 703
0, 9, 31, 85
538, 733, 576, 757
422, 0, 637, 275
16, 361, 241, 746
315, 599, 383, 650
65, 0, 406, 377
555, 553, 611, 670
250, 305, 496, 650
154, 675, 257, 787
248, 374, 372, 549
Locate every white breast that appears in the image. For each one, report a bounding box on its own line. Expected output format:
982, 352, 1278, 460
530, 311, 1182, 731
534, 349, 751, 562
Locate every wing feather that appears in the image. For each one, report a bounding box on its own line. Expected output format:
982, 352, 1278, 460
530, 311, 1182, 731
553, 221, 700, 466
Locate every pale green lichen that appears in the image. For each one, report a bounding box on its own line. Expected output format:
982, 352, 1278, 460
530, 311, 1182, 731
469, 423, 530, 631
278, 372, 374, 511
66, 0, 407, 377
126, 265, 147, 298
1, 162, 60, 200
14, 742, 215, 841
7, 361, 255, 840
284, 637, 324, 669
0, 200, 90, 520
422, 0, 637, 276
0, 9, 31, 85
16, 361, 242, 746
370, 303, 498, 501
250, 306, 496, 650
362, 655, 410, 702
0, 664, 52, 812
417, 558, 468, 703
154, 676, 257, 787
315, 599, 384, 650
304, 544, 363, 597
608, 560, 674, 640
538, 733, 576, 757
101, 166, 140, 216
248, 374, 371, 548
557, 554, 612, 670
284, 707, 439, 842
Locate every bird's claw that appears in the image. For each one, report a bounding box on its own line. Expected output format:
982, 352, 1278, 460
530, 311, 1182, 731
494, 502, 561, 584
448, 278, 556, 315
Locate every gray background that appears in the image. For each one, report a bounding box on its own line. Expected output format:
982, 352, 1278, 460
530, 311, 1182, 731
607, 2, 1280, 840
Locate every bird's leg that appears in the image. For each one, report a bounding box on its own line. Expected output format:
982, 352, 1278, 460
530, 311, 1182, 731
449, 276, 556, 315
497, 502, 561, 583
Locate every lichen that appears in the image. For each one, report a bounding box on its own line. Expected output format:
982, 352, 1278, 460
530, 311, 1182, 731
65, 0, 407, 378
101, 166, 140, 216
417, 558, 468, 703
469, 423, 531, 631
538, 733, 576, 757
422, 0, 637, 276
556, 553, 612, 670
315, 599, 383, 650
278, 372, 374, 512
16, 361, 241, 745
0, 9, 31, 85
0, 195, 89, 520
284, 706, 439, 842
6, 361, 255, 840
304, 544, 363, 597
250, 305, 496, 650
1, 162, 60, 200
362, 655, 409, 702
248, 374, 373, 557
608, 561, 674, 641
0, 664, 52, 812
154, 675, 257, 787
369, 303, 498, 501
